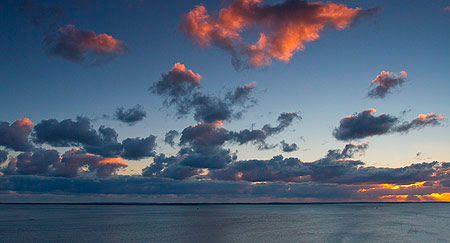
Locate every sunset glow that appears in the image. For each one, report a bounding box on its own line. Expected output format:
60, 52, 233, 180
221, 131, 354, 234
0, 0, 449, 204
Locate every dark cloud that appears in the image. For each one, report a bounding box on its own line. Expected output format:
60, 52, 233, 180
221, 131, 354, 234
164, 130, 180, 147
280, 140, 298, 153
142, 153, 200, 180
0, 118, 34, 152
182, 0, 376, 69
53, 150, 127, 178
14, 149, 60, 175
0, 174, 359, 201
0, 150, 8, 164
327, 142, 369, 160
151, 62, 202, 112
3, 149, 127, 178
145, 112, 298, 175
224, 81, 257, 106
262, 112, 301, 136
179, 86, 257, 123
333, 109, 445, 141
1, 146, 450, 202
333, 109, 399, 141
191, 94, 235, 123
33, 117, 102, 147
121, 135, 157, 160
180, 147, 234, 169
33, 117, 157, 159
230, 112, 301, 150
210, 143, 368, 183
180, 122, 231, 148
141, 111, 299, 178
210, 155, 308, 182
152, 63, 257, 123
114, 105, 147, 125
83, 126, 123, 158
5, 172, 450, 202
209, 143, 449, 187
368, 71, 407, 98
179, 112, 301, 153
44, 24, 127, 65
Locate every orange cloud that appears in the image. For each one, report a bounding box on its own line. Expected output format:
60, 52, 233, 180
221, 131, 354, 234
414, 113, 445, 123
182, 0, 371, 68
423, 193, 450, 201
45, 24, 127, 64
98, 157, 127, 166
170, 62, 202, 85
57, 25, 126, 55
15, 118, 34, 127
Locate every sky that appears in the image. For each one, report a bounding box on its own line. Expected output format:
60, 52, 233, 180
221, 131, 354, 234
0, 0, 450, 203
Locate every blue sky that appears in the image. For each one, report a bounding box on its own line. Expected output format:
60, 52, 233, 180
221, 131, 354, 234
0, 0, 449, 202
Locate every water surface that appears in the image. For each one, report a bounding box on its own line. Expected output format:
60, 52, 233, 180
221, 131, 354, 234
1, 203, 449, 243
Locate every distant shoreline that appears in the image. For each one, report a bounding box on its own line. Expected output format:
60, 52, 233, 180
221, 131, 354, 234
1, 202, 449, 206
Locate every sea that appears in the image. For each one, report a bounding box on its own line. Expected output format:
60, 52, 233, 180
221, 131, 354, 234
1, 203, 449, 243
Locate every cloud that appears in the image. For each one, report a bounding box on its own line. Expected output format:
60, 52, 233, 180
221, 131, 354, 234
229, 112, 301, 150
33, 117, 157, 159
182, 0, 376, 68
33, 116, 107, 147
0, 175, 358, 201
210, 143, 367, 183
180, 147, 235, 169
0, 150, 8, 164
209, 142, 450, 187
152, 63, 257, 123
262, 112, 301, 136
179, 112, 301, 151
333, 109, 446, 141
142, 111, 299, 176
333, 109, 399, 141
280, 140, 298, 153
327, 142, 369, 159
164, 130, 180, 147
2, 144, 450, 202
5, 172, 450, 202
395, 113, 445, 133
151, 62, 202, 109
225, 81, 257, 105
2, 149, 127, 178
368, 71, 407, 98
0, 118, 34, 152
121, 135, 157, 160
83, 126, 123, 158
114, 105, 147, 125
44, 24, 127, 65
142, 153, 200, 180
54, 150, 127, 178
13, 149, 60, 175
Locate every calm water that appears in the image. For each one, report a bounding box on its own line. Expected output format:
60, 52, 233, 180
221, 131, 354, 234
1, 203, 449, 243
